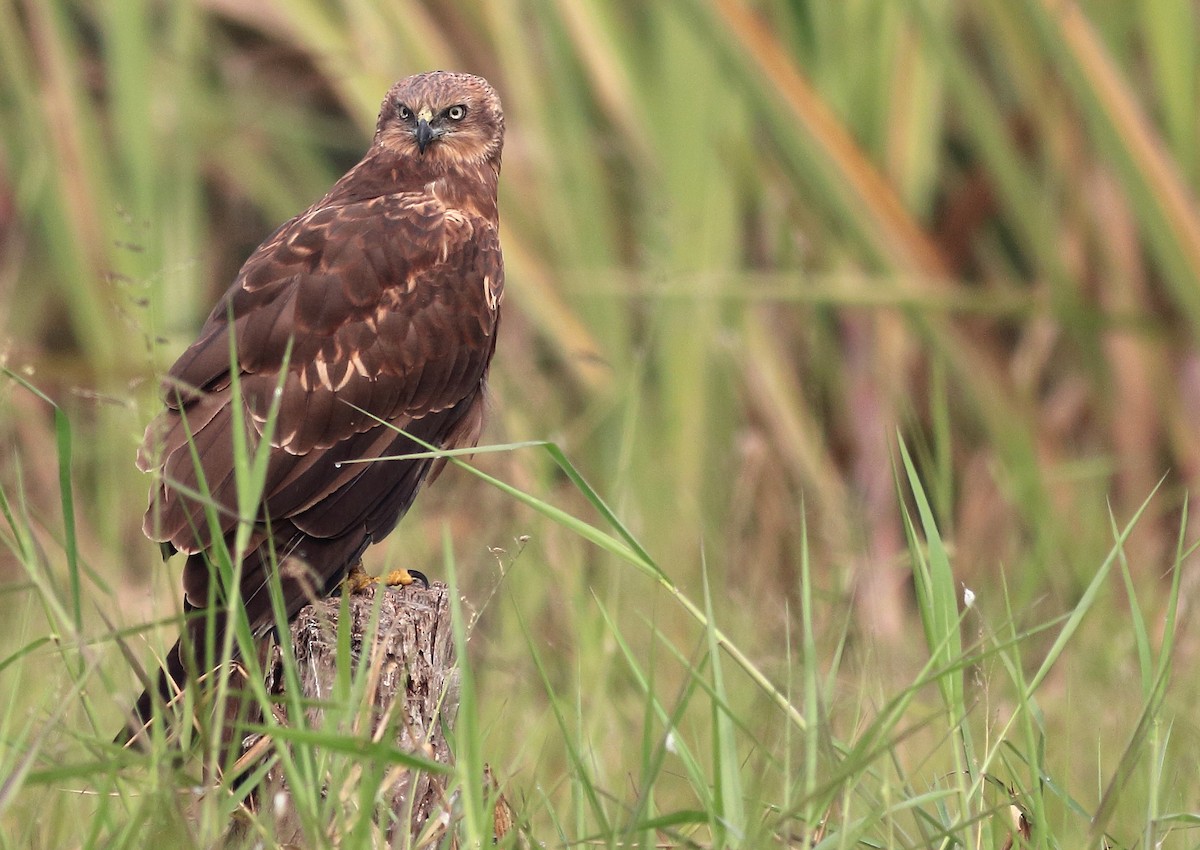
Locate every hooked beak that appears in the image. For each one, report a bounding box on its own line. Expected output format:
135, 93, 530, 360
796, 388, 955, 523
415, 118, 437, 154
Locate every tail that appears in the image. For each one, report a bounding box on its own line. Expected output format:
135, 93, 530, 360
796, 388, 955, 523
114, 606, 231, 748
115, 537, 368, 747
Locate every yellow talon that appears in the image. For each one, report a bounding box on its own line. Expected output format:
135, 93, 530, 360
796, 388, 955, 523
381, 568, 417, 587
344, 564, 427, 593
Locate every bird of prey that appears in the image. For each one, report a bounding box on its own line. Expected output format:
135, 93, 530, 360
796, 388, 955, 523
123, 71, 505, 742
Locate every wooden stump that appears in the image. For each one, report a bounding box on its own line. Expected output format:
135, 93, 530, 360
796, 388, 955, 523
238, 581, 458, 845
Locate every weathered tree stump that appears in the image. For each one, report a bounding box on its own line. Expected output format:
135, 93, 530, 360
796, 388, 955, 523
238, 581, 459, 845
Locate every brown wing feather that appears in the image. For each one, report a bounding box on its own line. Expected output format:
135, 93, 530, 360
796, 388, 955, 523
140, 190, 502, 574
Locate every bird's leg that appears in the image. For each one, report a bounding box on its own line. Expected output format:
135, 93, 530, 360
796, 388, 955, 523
344, 563, 374, 593
344, 563, 429, 593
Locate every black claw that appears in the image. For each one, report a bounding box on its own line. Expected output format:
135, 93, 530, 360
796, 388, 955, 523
409, 569, 430, 588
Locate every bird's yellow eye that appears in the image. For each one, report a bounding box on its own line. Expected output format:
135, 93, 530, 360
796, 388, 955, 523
446, 105, 467, 121
397, 104, 412, 121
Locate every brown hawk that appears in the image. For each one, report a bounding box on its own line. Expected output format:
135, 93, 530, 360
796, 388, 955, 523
123, 71, 504, 741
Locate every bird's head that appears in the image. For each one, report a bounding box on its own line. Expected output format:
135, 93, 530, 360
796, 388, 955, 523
374, 71, 504, 171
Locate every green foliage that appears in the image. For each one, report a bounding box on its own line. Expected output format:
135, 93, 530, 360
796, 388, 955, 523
3, 0, 1200, 846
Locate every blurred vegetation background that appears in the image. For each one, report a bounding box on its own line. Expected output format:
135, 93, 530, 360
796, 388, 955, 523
3, 0, 1200, 846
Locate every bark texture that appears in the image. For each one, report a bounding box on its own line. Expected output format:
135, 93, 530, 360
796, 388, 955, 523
240, 581, 458, 845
